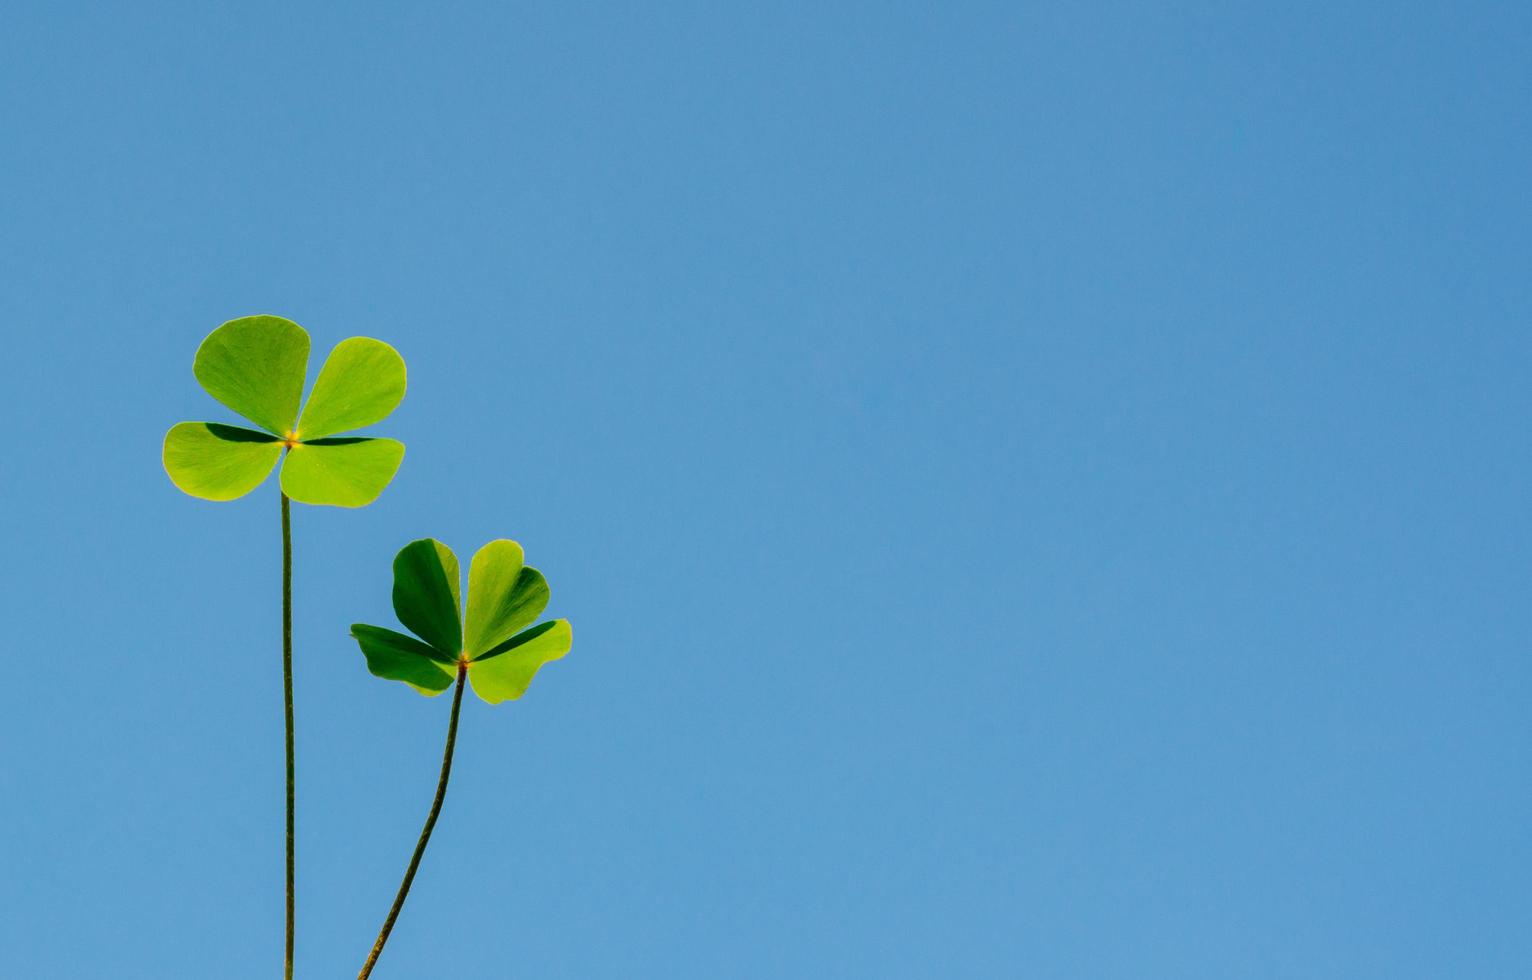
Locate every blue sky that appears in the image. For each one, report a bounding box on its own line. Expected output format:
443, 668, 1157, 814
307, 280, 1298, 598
2, 2, 1529, 977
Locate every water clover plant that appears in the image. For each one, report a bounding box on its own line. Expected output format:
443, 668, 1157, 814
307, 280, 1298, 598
351, 538, 572, 978
161, 315, 407, 980
163, 314, 407, 507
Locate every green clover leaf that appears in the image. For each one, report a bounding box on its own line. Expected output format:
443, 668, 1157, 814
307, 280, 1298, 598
163, 315, 407, 507
351, 538, 572, 704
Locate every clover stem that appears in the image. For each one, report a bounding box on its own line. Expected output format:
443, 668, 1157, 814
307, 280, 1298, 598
281, 491, 296, 980
358, 660, 469, 980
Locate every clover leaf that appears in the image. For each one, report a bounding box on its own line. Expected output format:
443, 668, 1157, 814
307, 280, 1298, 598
351, 538, 573, 703
163, 315, 408, 507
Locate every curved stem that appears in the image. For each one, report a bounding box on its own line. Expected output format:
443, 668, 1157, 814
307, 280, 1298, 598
358, 661, 468, 980
281, 491, 295, 980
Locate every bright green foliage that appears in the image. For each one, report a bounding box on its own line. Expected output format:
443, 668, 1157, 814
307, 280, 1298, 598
352, 538, 572, 703
164, 316, 407, 508
464, 539, 551, 657
193, 315, 310, 435
280, 437, 407, 508
469, 619, 573, 704
296, 338, 407, 440
162, 423, 283, 500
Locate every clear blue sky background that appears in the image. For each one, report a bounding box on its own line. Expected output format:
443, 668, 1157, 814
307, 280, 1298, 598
1, 2, 1528, 977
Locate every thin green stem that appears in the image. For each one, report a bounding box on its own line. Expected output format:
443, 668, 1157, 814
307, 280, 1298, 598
358, 661, 468, 980
281, 491, 295, 980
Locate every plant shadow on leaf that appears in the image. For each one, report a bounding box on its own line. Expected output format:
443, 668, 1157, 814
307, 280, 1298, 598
205, 422, 281, 443
475, 619, 561, 661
